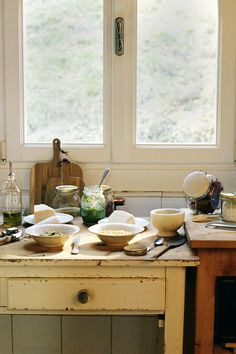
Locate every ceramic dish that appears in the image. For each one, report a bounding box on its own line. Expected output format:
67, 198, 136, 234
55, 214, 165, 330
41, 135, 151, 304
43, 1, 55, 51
98, 217, 149, 228
88, 223, 144, 247
23, 212, 73, 225
25, 224, 80, 248
150, 208, 185, 237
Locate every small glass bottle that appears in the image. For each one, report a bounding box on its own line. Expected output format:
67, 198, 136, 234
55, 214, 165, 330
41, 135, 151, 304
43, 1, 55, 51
101, 185, 114, 217
0, 162, 22, 227
52, 185, 80, 217
80, 185, 106, 225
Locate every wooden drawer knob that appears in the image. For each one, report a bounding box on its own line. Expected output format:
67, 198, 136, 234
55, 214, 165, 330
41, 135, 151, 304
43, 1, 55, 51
77, 289, 91, 304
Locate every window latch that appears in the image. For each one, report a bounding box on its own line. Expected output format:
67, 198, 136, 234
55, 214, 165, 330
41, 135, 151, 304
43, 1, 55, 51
115, 17, 124, 56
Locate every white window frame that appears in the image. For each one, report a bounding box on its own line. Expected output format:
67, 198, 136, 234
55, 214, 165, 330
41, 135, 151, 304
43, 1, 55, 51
112, 0, 236, 164
2, 0, 236, 165
3, 0, 112, 162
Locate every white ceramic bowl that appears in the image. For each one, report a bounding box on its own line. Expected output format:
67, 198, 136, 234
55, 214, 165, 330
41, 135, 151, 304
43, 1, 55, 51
25, 224, 80, 248
88, 223, 144, 247
150, 208, 185, 237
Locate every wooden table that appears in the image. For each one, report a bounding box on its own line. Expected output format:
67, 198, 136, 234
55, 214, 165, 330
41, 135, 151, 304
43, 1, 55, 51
185, 216, 236, 354
0, 218, 198, 354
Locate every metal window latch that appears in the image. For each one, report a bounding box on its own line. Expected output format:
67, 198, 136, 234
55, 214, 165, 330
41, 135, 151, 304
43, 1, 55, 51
115, 17, 124, 56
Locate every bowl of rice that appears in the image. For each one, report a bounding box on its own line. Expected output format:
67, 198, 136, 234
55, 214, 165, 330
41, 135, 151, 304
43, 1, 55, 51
88, 223, 144, 247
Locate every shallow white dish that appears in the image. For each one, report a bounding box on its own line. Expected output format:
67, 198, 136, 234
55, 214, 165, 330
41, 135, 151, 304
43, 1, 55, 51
88, 223, 144, 248
25, 224, 80, 248
23, 212, 73, 225
98, 217, 149, 228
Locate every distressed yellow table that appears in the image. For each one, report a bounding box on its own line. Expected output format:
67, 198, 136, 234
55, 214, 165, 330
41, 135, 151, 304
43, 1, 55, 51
0, 218, 199, 354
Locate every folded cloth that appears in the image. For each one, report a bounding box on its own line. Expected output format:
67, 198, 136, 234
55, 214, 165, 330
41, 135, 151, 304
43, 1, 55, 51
37, 216, 60, 225
108, 210, 135, 224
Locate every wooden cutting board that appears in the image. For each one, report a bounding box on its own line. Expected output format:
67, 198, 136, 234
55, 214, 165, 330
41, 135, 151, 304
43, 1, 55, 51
30, 138, 84, 212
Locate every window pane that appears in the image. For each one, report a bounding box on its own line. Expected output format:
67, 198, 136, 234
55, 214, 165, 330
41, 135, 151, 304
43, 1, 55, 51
136, 0, 218, 144
23, 0, 103, 144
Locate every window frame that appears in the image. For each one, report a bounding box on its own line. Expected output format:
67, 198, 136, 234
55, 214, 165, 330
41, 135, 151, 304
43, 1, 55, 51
112, 0, 236, 164
2, 0, 236, 166
3, 0, 112, 162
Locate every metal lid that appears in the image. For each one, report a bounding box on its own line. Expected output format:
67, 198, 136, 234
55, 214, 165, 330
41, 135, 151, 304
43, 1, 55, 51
101, 184, 112, 193
183, 171, 210, 199
55, 185, 78, 193
220, 192, 236, 201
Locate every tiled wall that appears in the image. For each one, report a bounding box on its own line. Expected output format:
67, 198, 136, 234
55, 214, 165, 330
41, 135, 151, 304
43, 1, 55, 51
116, 194, 186, 217
1, 192, 186, 218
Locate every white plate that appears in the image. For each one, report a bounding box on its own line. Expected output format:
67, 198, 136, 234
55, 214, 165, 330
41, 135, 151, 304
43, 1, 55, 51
23, 213, 73, 225
98, 217, 149, 227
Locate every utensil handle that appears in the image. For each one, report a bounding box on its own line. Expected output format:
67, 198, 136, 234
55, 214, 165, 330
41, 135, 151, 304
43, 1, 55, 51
71, 244, 79, 255
0, 235, 12, 245
99, 167, 110, 187
154, 244, 170, 258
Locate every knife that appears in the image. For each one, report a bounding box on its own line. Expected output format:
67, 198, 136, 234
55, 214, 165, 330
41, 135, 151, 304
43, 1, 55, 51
206, 221, 236, 230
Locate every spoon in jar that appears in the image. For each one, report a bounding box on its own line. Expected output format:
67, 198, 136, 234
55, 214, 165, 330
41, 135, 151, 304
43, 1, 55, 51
124, 237, 164, 256
99, 167, 110, 187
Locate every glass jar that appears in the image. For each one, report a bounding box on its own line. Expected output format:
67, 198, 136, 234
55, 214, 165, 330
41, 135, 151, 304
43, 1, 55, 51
183, 171, 223, 214
52, 185, 80, 217
0, 162, 22, 227
101, 185, 114, 217
220, 192, 236, 222
80, 185, 106, 225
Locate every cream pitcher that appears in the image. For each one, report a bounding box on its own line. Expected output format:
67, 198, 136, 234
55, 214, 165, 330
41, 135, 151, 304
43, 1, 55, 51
0, 162, 22, 227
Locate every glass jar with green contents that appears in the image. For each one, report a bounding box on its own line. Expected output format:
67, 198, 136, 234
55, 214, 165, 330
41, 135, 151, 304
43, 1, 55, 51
80, 186, 106, 225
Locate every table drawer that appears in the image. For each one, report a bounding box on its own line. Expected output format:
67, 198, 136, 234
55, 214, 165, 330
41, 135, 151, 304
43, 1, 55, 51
7, 278, 165, 311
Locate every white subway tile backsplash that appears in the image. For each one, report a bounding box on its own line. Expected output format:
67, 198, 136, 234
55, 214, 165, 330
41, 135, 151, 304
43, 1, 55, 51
161, 197, 186, 209
120, 197, 162, 217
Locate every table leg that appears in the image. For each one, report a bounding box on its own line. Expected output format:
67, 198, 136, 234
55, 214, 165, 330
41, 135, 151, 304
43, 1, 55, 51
164, 267, 185, 354
195, 250, 215, 354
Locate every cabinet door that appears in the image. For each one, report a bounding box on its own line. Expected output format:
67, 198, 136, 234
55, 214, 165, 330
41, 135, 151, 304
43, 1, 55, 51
62, 316, 111, 354
0, 315, 12, 354
12, 315, 61, 354
112, 316, 163, 354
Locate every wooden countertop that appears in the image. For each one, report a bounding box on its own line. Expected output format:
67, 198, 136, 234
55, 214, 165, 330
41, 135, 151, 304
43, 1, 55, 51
185, 213, 236, 249
0, 217, 199, 267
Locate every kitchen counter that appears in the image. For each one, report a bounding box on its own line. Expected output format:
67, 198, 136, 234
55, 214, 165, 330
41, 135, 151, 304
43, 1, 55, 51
0, 218, 199, 354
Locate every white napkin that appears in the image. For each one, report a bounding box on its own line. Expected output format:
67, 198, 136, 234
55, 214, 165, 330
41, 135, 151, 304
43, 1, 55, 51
37, 216, 60, 224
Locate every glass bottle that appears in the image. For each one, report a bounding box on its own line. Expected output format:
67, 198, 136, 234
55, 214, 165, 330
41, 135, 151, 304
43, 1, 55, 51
101, 184, 114, 217
80, 185, 106, 225
52, 185, 80, 217
0, 162, 22, 227
220, 192, 236, 222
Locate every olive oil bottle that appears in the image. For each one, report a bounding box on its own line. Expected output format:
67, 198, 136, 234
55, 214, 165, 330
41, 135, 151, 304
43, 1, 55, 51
1, 162, 22, 227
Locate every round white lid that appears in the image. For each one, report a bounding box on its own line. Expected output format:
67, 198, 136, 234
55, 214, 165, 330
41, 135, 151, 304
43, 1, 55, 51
183, 171, 210, 198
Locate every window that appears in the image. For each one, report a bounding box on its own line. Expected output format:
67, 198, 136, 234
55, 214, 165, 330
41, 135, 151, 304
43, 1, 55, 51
136, 0, 218, 145
2, 0, 236, 165
23, 0, 104, 144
